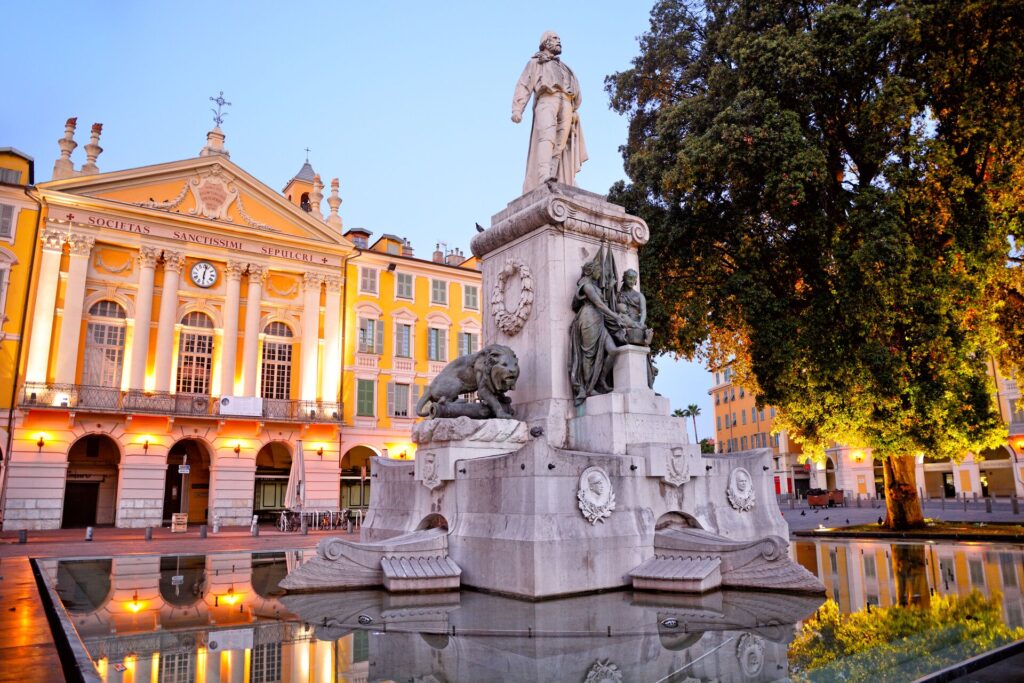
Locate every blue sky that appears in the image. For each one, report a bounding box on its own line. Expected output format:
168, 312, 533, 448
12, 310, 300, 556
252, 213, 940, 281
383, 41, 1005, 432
3, 0, 715, 440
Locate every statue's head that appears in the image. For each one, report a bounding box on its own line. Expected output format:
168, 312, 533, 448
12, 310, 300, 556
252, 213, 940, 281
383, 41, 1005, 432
583, 259, 601, 280
539, 31, 562, 55
623, 269, 638, 288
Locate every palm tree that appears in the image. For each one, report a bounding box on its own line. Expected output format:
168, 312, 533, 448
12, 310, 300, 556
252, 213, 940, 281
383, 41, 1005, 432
685, 403, 701, 442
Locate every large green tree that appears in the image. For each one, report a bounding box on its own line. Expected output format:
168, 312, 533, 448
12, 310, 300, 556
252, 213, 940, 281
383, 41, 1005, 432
608, 1, 1023, 528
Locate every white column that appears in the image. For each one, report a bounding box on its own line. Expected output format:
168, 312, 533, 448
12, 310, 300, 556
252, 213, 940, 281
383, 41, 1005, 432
54, 234, 95, 384
128, 246, 160, 390
219, 261, 245, 396
152, 251, 184, 392
241, 265, 267, 396
25, 229, 67, 384
300, 273, 323, 401
321, 275, 343, 404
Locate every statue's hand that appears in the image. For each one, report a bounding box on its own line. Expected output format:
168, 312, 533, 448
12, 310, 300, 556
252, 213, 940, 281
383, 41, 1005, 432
511, 112, 522, 124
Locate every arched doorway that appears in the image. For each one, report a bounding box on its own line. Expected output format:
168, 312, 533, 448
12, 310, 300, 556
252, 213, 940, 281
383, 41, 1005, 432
825, 458, 836, 491
978, 447, 1015, 497
253, 442, 292, 522
62, 434, 121, 528
341, 446, 376, 511
163, 439, 212, 524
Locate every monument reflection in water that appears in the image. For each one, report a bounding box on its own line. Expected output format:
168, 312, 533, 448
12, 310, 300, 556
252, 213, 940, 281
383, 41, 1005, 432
42, 539, 1024, 682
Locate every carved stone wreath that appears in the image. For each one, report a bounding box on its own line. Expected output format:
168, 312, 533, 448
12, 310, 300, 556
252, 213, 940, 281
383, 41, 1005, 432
584, 660, 623, 683
736, 633, 766, 677
490, 257, 534, 336
726, 466, 756, 512
577, 466, 616, 524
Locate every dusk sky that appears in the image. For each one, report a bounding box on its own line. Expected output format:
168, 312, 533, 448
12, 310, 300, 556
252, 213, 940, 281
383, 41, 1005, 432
4, 1, 715, 440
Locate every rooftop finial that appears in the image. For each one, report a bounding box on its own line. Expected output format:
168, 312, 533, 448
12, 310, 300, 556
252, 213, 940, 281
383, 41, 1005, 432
304, 147, 311, 163
209, 91, 232, 127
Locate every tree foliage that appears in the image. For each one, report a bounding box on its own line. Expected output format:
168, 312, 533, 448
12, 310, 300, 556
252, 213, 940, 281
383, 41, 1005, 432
789, 592, 1024, 682
607, 1, 1023, 516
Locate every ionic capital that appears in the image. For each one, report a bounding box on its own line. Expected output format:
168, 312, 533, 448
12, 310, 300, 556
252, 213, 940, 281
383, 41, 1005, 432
137, 246, 161, 269
67, 234, 96, 256
162, 251, 185, 273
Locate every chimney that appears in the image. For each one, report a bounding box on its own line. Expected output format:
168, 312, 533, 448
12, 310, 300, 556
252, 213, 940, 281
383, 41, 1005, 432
446, 248, 463, 266
401, 238, 413, 257
52, 117, 78, 180
199, 126, 230, 158
79, 123, 104, 175
326, 178, 343, 230
310, 174, 324, 220
432, 243, 445, 263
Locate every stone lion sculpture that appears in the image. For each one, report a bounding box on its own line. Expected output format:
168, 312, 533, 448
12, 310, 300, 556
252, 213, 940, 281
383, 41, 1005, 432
415, 344, 520, 419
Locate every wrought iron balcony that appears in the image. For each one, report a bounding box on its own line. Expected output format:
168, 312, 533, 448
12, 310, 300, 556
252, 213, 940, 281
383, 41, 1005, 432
19, 383, 341, 423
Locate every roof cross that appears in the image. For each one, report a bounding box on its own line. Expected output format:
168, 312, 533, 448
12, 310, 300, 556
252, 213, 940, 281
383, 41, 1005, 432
304, 147, 311, 163
209, 91, 232, 127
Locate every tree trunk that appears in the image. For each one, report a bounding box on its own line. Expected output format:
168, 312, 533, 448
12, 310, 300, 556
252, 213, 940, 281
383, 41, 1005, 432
892, 544, 930, 608
691, 416, 699, 443
882, 454, 925, 530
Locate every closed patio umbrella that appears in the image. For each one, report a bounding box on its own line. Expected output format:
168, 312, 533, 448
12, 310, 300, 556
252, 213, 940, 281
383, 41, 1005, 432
284, 439, 305, 511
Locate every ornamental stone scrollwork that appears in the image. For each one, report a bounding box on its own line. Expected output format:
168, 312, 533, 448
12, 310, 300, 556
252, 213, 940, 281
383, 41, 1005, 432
137, 246, 161, 269
236, 193, 275, 232
323, 274, 343, 293
163, 251, 185, 273
726, 467, 756, 512
247, 264, 269, 283
490, 257, 534, 336
302, 272, 324, 290
663, 446, 691, 487
40, 228, 65, 252
577, 466, 616, 525
225, 260, 246, 281
736, 632, 766, 677
134, 180, 189, 211
584, 660, 623, 683
188, 166, 239, 221
66, 234, 95, 256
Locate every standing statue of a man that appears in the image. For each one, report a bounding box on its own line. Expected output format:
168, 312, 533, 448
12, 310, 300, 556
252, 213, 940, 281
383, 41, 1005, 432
512, 31, 588, 194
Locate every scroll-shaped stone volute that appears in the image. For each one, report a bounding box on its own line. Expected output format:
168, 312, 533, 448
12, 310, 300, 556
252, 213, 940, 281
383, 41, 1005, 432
415, 344, 520, 419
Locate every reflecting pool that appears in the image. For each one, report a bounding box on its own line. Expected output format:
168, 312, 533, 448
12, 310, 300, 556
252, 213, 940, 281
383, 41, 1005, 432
39, 539, 1024, 682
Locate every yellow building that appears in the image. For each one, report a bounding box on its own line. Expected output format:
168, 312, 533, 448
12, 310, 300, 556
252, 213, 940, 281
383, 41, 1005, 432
338, 230, 481, 509
0, 120, 355, 530
0, 148, 39, 475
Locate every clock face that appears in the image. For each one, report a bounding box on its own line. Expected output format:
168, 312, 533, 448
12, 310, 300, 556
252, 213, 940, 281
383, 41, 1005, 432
190, 261, 218, 288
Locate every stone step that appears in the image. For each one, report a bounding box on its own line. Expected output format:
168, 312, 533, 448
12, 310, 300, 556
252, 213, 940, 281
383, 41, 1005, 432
629, 555, 722, 593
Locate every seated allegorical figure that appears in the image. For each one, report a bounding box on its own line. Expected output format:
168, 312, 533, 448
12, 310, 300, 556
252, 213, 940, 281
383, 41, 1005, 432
615, 269, 654, 346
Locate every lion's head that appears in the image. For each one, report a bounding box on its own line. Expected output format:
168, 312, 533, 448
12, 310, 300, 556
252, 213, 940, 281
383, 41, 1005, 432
477, 344, 520, 393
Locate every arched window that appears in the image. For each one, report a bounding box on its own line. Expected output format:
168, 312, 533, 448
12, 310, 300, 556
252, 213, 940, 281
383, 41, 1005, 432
261, 322, 293, 400
176, 312, 214, 395
82, 301, 127, 387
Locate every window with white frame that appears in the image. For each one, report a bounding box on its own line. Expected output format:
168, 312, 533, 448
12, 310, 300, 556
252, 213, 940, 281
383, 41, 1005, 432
395, 272, 414, 299
0, 203, 14, 239
463, 284, 479, 310
176, 312, 215, 395
428, 327, 447, 362
356, 379, 375, 417
81, 301, 127, 388
387, 382, 411, 417
260, 322, 293, 400
458, 331, 478, 357
430, 278, 448, 305
395, 323, 412, 358
359, 267, 378, 294
358, 317, 384, 354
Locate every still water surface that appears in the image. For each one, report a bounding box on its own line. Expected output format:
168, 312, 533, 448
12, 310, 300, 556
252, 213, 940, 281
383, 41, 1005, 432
41, 539, 1024, 682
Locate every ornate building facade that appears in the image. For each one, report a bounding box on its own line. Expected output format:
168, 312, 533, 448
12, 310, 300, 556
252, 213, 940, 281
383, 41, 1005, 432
0, 120, 483, 530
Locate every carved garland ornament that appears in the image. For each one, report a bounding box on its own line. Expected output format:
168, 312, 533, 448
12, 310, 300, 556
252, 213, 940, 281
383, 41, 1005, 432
726, 466, 756, 512
490, 257, 534, 336
577, 466, 616, 525
584, 660, 623, 683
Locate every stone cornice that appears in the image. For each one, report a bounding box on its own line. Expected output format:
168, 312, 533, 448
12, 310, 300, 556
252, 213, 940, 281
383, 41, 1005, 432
471, 182, 649, 259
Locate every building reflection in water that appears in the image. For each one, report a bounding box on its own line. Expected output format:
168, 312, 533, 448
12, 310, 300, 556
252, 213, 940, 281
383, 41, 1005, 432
42, 541, 1024, 682
794, 539, 1024, 627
